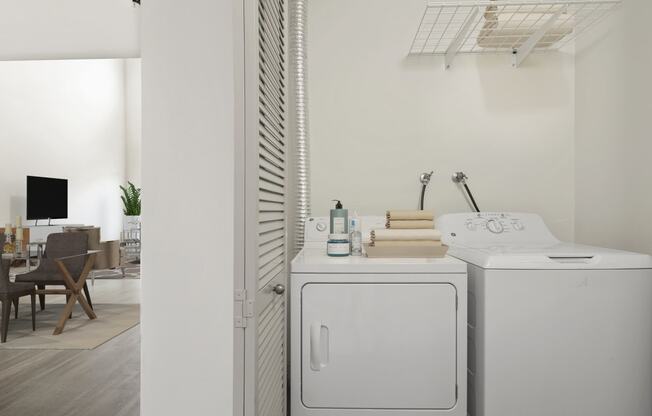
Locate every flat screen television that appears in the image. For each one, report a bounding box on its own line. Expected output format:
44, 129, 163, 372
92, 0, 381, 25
26, 176, 68, 220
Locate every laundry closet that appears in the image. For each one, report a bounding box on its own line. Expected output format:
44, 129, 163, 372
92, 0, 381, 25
230, 0, 652, 415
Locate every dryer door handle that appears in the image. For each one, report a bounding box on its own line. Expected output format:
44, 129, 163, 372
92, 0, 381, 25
310, 321, 329, 371
310, 321, 322, 371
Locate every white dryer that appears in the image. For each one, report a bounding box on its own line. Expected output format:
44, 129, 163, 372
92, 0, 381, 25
291, 217, 468, 416
436, 212, 652, 416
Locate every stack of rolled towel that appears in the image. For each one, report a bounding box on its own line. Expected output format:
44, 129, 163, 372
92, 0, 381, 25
370, 210, 443, 248
386, 210, 435, 229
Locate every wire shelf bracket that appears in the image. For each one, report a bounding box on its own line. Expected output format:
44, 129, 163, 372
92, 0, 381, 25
445, 7, 480, 69
513, 6, 563, 67
410, 0, 623, 69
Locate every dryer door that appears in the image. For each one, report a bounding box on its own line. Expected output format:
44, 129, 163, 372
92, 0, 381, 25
301, 282, 458, 410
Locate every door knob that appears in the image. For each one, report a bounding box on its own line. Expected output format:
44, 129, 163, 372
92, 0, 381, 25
273, 284, 286, 295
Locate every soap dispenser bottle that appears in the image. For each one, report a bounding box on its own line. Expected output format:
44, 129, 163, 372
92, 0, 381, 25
330, 200, 349, 234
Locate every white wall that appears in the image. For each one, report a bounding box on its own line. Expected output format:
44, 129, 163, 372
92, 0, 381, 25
575, 0, 652, 254
0, 59, 128, 241
0, 0, 140, 61
140, 0, 235, 414
307, 0, 576, 240
125, 58, 142, 185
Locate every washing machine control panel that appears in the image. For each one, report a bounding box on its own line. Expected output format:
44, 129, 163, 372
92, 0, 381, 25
463, 213, 524, 234
437, 212, 559, 245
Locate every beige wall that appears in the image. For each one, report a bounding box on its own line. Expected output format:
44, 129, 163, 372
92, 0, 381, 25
125, 58, 142, 186
575, 0, 652, 254
307, 0, 576, 241
0, 0, 139, 61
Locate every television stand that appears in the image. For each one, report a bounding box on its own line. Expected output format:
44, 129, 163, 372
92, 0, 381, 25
34, 218, 55, 226
28, 224, 84, 244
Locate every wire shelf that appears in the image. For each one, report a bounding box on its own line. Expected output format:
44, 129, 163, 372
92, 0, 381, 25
409, 0, 622, 67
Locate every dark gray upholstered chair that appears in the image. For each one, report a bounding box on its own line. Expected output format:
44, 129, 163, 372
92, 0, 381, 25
15, 232, 93, 311
1, 258, 36, 343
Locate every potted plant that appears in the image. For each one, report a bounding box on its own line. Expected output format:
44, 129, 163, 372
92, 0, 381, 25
120, 182, 142, 231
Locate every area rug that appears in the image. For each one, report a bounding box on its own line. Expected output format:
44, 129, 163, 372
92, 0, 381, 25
0, 303, 140, 350
92, 265, 141, 280
9, 265, 141, 281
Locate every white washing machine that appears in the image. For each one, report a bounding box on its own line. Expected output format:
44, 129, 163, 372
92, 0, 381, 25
291, 217, 468, 416
436, 212, 652, 416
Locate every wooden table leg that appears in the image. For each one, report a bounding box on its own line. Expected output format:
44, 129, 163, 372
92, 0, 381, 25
53, 295, 77, 335
52, 254, 98, 336
77, 294, 97, 320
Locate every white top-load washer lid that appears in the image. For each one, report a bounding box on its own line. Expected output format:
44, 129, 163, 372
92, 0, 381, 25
436, 212, 652, 270
292, 216, 466, 274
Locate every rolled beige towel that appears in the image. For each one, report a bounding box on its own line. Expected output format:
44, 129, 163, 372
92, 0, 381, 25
372, 240, 442, 248
386, 220, 435, 229
386, 210, 435, 221
478, 6, 573, 49
371, 229, 442, 242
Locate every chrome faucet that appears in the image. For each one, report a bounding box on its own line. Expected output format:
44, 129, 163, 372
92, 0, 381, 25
419, 171, 434, 210
452, 171, 481, 212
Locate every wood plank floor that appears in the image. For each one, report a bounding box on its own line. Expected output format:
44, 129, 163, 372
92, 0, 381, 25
0, 280, 141, 416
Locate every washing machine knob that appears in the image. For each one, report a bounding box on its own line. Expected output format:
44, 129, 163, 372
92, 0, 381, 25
513, 221, 525, 231
486, 219, 504, 234
316, 222, 327, 232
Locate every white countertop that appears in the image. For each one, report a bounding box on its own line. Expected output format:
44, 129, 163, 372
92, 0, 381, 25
291, 248, 467, 274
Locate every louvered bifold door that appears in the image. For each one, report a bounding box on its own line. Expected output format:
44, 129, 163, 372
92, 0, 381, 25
243, 0, 288, 415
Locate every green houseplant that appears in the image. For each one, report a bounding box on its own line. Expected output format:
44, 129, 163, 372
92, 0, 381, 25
120, 182, 142, 216
121, 182, 142, 232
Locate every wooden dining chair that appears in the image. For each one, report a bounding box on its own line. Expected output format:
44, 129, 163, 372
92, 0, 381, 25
1, 258, 36, 343
15, 232, 93, 311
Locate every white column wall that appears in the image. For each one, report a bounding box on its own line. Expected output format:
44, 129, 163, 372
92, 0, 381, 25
140, 0, 236, 414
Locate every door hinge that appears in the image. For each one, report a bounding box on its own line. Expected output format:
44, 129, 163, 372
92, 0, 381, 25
234, 289, 255, 328
244, 299, 254, 318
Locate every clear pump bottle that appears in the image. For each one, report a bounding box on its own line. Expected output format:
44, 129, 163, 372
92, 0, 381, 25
350, 216, 362, 256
